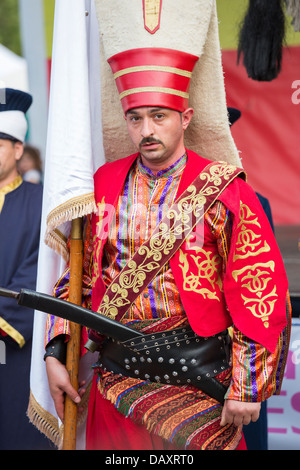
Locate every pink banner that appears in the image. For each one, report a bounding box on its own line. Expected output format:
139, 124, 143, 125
223, 46, 300, 226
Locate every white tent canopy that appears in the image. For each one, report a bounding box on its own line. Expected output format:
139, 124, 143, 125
0, 43, 29, 92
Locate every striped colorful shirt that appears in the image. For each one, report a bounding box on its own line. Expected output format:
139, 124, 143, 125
46, 155, 290, 402
102, 154, 187, 320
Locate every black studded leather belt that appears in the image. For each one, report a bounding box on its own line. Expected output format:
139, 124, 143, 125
0, 287, 231, 403
96, 325, 232, 404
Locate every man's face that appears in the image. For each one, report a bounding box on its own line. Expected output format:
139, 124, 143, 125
0, 139, 23, 188
125, 107, 193, 170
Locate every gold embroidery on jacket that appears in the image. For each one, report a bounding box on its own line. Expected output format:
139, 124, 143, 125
232, 203, 278, 328
233, 203, 270, 261
97, 162, 238, 319
178, 246, 223, 300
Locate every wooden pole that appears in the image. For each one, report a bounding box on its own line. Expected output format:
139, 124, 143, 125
63, 217, 83, 450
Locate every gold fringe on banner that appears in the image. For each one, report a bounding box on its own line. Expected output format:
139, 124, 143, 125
27, 381, 93, 448
27, 391, 62, 447
45, 193, 96, 261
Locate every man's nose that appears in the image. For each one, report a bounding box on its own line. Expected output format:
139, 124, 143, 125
140, 118, 154, 137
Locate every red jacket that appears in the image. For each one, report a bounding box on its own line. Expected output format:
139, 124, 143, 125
91, 150, 288, 352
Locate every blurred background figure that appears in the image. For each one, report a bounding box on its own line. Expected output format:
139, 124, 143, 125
228, 106, 273, 451
17, 144, 43, 184
0, 88, 51, 450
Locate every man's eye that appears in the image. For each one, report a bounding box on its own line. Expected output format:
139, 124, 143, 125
154, 114, 164, 119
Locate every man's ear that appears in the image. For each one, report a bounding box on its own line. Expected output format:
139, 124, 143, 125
14, 142, 24, 161
181, 108, 194, 130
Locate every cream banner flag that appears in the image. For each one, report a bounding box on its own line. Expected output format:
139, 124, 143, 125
28, 0, 104, 448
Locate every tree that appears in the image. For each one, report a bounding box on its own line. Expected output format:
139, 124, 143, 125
0, 0, 21, 56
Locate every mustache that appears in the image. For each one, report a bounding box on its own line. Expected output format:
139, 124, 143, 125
139, 137, 163, 146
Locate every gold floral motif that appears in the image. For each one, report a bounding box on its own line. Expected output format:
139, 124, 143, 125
233, 204, 270, 261
97, 162, 239, 319
100, 289, 131, 320
178, 247, 223, 300
232, 203, 278, 328
232, 261, 275, 291
242, 287, 277, 328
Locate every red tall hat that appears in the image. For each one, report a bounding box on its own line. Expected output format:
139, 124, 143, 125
108, 48, 199, 113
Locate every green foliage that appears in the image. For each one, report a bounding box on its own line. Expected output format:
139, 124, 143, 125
0, 0, 22, 56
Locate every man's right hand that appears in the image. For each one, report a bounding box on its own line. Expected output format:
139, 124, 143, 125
45, 356, 82, 422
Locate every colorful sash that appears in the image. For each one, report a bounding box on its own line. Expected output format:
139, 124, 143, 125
96, 316, 242, 450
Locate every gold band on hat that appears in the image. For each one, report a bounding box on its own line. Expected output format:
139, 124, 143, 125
113, 65, 193, 80
119, 86, 190, 100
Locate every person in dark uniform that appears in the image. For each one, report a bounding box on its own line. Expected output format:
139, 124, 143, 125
228, 106, 274, 451
0, 88, 52, 449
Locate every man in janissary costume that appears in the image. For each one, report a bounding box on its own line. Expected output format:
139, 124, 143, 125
42, 0, 291, 450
